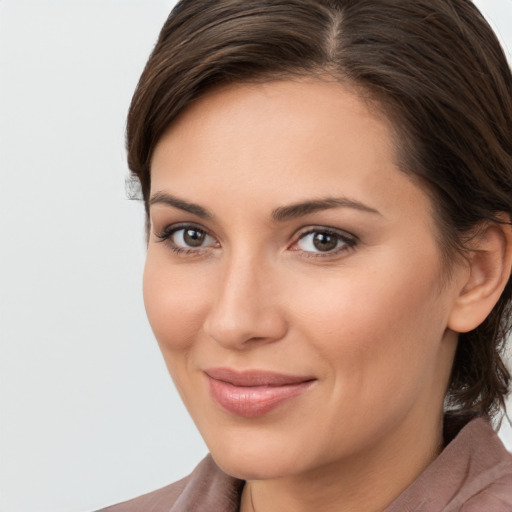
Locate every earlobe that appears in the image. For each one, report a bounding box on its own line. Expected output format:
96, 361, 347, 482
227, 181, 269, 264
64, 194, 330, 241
448, 218, 512, 334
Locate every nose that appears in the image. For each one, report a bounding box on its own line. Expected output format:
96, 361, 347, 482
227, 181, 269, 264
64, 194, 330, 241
203, 253, 288, 350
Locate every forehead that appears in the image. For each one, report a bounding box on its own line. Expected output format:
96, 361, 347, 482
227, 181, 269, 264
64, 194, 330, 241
150, 79, 433, 228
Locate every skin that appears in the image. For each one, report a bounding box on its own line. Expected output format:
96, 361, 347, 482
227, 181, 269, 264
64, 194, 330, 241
144, 79, 473, 512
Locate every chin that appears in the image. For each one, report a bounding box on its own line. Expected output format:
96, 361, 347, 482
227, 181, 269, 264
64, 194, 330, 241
202, 426, 320, 481
211, 449, 300, 481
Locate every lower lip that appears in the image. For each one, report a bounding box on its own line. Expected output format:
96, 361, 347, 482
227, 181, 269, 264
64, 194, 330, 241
207, 377, 314, 418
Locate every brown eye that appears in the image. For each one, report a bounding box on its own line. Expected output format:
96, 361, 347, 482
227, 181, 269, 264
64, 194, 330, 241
165, 226, 217, 250
183, 228, 206, 247
295, 229, 355, 255
312, 232, 338, 252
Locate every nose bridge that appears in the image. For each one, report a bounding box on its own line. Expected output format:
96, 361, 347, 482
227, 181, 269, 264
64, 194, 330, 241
204, 247, 286, 348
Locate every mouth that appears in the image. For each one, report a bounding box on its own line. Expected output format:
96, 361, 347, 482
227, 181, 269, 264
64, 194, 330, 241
204, 367, 316, 418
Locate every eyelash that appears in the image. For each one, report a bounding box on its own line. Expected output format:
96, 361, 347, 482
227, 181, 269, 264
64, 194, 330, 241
154, 223, 217, 256
154, 223, 358, 258
294, 228, 357, 258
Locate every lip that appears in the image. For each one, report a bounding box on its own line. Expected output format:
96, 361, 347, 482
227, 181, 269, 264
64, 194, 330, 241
204, 367, 316, 418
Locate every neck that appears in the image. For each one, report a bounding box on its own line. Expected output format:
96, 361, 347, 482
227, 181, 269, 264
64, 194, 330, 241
240, 410, 444, 512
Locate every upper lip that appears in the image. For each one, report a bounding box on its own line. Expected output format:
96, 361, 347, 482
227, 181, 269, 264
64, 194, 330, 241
204, 367, 316, 387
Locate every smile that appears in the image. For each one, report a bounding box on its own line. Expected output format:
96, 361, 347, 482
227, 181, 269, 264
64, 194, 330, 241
204, 368, 316, 418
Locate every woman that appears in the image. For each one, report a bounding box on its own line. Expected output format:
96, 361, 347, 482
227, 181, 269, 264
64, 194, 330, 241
100, 0, 512, 510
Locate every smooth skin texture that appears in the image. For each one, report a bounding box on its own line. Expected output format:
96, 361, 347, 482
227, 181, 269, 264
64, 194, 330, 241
144, 79, 511, 512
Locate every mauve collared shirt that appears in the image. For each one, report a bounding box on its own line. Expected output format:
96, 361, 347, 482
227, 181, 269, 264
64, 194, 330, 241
98, 416, 512, 512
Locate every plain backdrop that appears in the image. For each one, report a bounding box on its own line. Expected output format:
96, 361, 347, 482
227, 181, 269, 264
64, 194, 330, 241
0, 1, 511, 511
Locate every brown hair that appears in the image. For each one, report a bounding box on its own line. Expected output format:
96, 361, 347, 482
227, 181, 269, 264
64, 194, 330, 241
127, 0, 512, 419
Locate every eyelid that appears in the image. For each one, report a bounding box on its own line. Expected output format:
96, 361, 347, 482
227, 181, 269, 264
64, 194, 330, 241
154, 222, 210, 239
294, 225, 357, 241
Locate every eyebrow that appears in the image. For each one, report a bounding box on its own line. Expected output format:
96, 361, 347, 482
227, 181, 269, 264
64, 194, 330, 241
149, 191, 381, 221
149, 191, 214, 219
271, 197, 382, 222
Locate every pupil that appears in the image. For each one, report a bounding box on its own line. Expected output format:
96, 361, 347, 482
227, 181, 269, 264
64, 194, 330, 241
313, 232, 337, 252
184, 229, 205, 247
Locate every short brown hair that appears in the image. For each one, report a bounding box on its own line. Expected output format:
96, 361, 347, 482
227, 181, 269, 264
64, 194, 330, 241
127, 0, 512, 419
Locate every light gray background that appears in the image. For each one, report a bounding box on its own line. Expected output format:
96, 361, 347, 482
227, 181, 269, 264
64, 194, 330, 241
0, 1, 511, 511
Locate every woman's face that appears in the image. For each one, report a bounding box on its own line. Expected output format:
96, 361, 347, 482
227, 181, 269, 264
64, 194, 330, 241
145, 79, 464, 480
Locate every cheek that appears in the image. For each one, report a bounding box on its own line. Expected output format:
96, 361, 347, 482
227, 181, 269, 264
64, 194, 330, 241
143, 252, 210, 352
281, 259, 451, 451
288, 251, 448, 384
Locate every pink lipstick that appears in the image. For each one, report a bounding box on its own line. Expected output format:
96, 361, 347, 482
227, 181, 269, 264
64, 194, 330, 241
204, 368, 315, 418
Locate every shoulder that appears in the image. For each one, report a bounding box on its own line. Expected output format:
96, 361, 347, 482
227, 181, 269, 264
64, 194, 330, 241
385, 416, 512, 512
457, 470, 512, 512
97, 454, 244, 512
444, 417, 512, 512
453, 419, 512, 512
97, 475, 189, 512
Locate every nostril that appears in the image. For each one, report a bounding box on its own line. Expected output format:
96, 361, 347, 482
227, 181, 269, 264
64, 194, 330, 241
203, 305, 287, 349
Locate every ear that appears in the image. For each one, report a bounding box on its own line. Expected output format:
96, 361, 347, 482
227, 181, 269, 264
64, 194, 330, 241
448, 217, 512, 333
